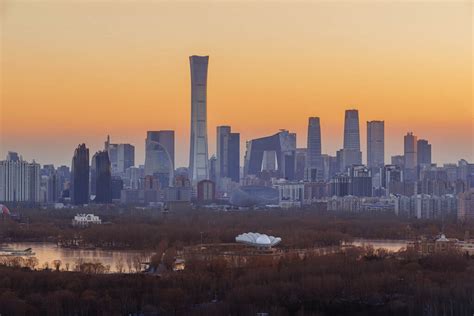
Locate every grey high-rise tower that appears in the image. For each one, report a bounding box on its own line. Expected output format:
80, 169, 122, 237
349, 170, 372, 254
344, 109, 360, 151
404, 132, 418, 181
71, 144, 89, 205
367, 121, 385, 169
189, 55, 209, 183
305, 117, 323, 181
339, 109, 362, 170
93, 150, 112, 203
216, 126, 240, 184
417, 139, 432, 166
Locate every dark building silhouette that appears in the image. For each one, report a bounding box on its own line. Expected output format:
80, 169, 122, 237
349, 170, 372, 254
295, 149, 307, 181
404, 132, 418, 181
216, 126, 240, 184
71, 144, 89, 205
417, 139, 432, 165
349, 165, 372, 197
330, 174, 351, 197
111, 176, 123, 200
93, 150, 112, 203
197, 179, 216, 202
305, 117, 323, 180
209, 155, 217, 183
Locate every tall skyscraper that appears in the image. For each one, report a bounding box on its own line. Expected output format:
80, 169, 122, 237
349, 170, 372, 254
417, 139, 432, 166
117, 144, 135, 173
71, 144, 89, 205
144, 131, 175, 188
367, 120, 385, 169
189, 55, 210, 183
93, 150, 112, 203
344, 109, 361, 151
305, 117, 323, 181
104, 136, 118, 174
295, 148, 307, 181
404, 132, 418, 181
216, 126, 240, 184
339, 109, 362, 170
105, 136, 134, 175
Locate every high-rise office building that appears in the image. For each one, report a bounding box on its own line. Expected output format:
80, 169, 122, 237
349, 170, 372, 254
93, 150, 112, 203
305, 117, 323, 181
216, 126, 240, 184
0, 154, 40, 203
349, 165, 372, 197
381, 165, 404, 196
367, 121, 384, 169
144, 131, 175, 188
209, 155, 217, 184
404, 132, 418, 181
56, 165, 70, 197
340, 109, 362, 170
71, 144, 89, 205
104, 136, 118, 174
189, 55, 210, 183
391, 155, 405, 168
244, 130, 296, 180
90, 155, 97, 196
295, 148, 307, 181
105, 136, 135, 175
117, 144, 135, 173
417, 139, 432, 166
344, 109, 361, 151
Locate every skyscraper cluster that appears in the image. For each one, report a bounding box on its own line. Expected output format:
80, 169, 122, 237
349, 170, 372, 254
1, 55, 474, 222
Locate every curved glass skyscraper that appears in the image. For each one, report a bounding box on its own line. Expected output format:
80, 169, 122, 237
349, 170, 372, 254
145, 131, 174, 188
189, 55, 209, 184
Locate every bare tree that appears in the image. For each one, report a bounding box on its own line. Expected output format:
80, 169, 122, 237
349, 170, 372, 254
115, 257, 124, 273
52, 259, 62, 272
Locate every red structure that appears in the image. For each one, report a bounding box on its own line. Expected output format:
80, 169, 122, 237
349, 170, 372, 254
0, 204, 10, 215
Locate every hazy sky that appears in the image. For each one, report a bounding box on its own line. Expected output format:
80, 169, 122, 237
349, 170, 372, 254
1, 0, 473, 167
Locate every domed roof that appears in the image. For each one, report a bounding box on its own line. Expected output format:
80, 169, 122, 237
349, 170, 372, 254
256, 235, 272, 245
235, 232, 282, 248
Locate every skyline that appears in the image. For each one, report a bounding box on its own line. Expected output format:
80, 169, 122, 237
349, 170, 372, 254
1, 1, 473, 167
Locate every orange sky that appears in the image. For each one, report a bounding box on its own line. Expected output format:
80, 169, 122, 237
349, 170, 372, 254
1, 1, 473, 167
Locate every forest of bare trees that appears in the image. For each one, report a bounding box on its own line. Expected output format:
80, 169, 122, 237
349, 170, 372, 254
2, 207, 473, 250
0, 248, 473, 315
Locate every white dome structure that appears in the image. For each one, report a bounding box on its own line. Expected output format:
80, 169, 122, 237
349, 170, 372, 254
235, 232, 282, 248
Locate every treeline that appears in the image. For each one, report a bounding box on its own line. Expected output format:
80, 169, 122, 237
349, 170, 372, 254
2, 208, 474, 250
0, 249, 473, 315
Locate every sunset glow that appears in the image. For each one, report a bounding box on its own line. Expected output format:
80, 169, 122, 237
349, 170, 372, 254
1, 1, 472, 166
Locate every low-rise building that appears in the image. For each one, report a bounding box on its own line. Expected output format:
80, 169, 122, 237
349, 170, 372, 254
72, 214, 101, 227
274, 181, 304, 208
